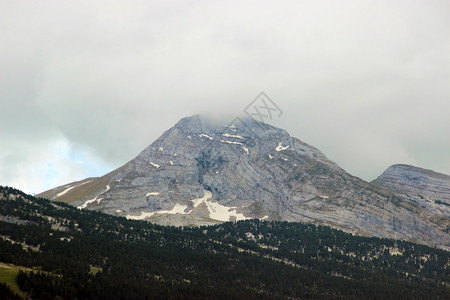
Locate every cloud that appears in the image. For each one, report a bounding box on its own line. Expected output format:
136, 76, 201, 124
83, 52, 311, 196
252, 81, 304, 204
0, 136, 111, 194
1, 0, 449, 193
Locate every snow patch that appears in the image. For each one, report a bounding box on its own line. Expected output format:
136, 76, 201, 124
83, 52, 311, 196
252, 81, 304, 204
149, 162, 160, 168
222, 133, 245, 139
268, 154, 273, 159
115, 209, 123, 213
159, 147, 164, 151
275, 142, 289, 151
191, 190, 249, 222
56, 180, 92, 197
126, 211, 157, 220
146, 192, 160, 196
199, 133, 213, 140
206, 200, 248, 222
220, 140, 249, 154
77, 199, 98, 209
261, 215, 269, 220
127, 189, 249, 222
173, 153, 177, 156
126, 203, 188, 220
77, 185, 110, 209
126, 190, 250, 222
167, 203, 188, 214
170, 160, 173, 165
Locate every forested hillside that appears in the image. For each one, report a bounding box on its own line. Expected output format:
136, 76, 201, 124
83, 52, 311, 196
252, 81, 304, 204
0, 186, 449, 299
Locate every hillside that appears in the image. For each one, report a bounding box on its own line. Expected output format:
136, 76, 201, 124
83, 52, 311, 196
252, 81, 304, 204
1, 186, 449, 299
373, 164, 450, 206
38, 115, 450, 250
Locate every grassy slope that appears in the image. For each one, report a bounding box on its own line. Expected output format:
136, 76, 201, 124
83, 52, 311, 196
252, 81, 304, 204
0, 262, 29, 299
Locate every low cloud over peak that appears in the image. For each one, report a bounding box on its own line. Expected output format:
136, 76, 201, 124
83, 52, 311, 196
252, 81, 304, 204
1, 0, 449, 193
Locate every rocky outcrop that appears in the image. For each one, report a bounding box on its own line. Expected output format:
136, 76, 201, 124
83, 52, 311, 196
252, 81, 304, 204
372, 164, 450, 205
38, 115, 450, 250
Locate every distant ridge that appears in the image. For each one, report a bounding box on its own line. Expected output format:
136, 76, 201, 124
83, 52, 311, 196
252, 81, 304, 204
372, 164, 450, 205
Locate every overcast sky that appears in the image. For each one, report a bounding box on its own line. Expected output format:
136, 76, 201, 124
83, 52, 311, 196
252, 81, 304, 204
1, 0, 449, 194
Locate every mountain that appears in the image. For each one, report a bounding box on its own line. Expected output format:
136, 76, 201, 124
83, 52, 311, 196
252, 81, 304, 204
372, 164, 450, 206
38, 115, 450, 250
1, 186, 449, 299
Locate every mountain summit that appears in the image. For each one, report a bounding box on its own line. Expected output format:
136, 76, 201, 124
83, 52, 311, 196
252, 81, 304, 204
39, 115, 450, 249
373, 164, 450, 205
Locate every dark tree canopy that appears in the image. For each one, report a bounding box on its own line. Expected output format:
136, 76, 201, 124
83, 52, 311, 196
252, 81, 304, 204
0, 186, 449, 299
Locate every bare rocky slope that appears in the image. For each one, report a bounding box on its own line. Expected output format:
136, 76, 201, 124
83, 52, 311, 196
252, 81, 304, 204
372, 164, 450, 205
38, 115, 450, 250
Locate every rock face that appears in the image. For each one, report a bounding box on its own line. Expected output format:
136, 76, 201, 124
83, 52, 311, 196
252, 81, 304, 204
372, 164, 450, 205
38, 115, 450, 250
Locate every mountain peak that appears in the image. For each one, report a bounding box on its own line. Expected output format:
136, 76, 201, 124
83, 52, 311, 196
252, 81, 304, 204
382, 164, 450, 180
37, 115, 450, 250
372, 164, 450, 204
173, 114, 288, 139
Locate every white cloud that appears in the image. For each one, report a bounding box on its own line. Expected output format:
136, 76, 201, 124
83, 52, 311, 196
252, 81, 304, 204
0, 136, 111, 194
1, 0, 449, 193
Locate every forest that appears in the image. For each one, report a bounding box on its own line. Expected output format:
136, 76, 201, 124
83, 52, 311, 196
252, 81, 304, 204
0, 185, 449, 299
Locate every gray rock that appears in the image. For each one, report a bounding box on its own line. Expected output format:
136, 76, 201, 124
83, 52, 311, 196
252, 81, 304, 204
372, 164, 450, 205
38, 115, 450, 250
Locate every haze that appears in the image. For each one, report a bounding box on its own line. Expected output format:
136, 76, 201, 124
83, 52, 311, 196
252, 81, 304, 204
1, 0, 449, 194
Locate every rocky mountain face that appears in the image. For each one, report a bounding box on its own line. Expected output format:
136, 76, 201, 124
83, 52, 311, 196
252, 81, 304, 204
38, 115, 450, 250
372, 164, 450, 205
